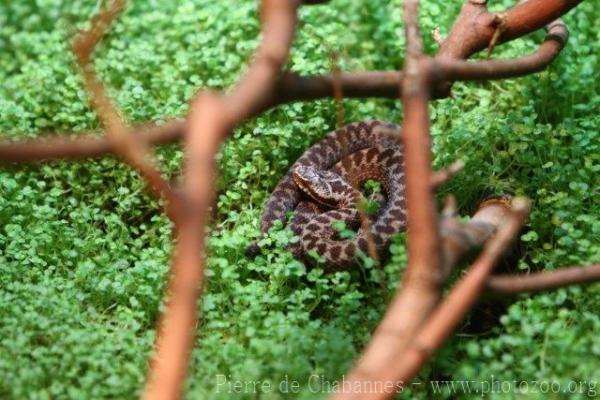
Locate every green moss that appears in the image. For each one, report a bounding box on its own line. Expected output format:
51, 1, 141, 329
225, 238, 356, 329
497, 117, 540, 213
0, 1, 598, 399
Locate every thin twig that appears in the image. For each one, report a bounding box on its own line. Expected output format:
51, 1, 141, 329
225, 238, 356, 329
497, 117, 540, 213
0, 121, 184, 163
329, 50, 380, 266
0, 1, 590, 399
487, 14, 507, 56
431, 160, 465, 189
434, 19, 568, 82
486, 263, 600, 296
71, 0, 176, 209
432, 27, 444, 46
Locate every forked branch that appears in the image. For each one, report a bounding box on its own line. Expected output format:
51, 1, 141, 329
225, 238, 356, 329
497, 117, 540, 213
0, 1, 594, 400
332, 2, 440, 399
0, 1, 577, 162
143, 0, 304, 398
382, 199, 530, 395
71, 0, 176, 212
435, 19, 568, 82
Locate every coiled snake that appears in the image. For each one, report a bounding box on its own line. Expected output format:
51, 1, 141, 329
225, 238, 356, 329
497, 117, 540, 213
248, 120, 407, 268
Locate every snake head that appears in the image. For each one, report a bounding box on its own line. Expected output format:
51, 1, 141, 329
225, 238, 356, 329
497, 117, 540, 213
293, 165, 352, 207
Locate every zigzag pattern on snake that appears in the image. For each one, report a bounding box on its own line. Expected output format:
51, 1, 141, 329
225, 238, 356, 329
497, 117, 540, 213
248, 120, 407, 268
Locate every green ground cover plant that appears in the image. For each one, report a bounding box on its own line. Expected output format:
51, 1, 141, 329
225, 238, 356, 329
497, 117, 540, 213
0, 1, 598, 399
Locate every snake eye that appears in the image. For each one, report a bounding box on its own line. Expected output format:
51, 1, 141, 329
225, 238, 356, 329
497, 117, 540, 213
294, 165, 316, 181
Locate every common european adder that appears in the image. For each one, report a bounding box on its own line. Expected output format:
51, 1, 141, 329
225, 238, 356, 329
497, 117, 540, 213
248, 120, 407, 268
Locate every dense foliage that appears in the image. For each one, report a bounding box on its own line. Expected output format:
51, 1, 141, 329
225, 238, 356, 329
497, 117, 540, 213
0, 1, 598, 399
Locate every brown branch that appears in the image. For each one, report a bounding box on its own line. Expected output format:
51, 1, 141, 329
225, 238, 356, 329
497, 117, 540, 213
222, 0, 302, 126
388, 0, 443, 355
489, 0, 579, 46
332, 196, 515, 400
0, 71, 404, 163
430, 160, 464, 189
143, 94, 222, 400
382, 199, 530, 397
0, 121, 184, 163
433, 0, 579, 97
142, 0, 303, 398
331, 2, 442, 399
72, 0, 127, 65
437, 0, 581, 60
486, 263, 600, 296
277, 71, 403, 103
440, 197, 513, 278
328, 51, 380, 265
71, 0, 175, 209
329, 52, 346, 127
434, 19, 568, 82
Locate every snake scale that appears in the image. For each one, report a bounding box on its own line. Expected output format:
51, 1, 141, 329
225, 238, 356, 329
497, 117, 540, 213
248, 120, 407, 268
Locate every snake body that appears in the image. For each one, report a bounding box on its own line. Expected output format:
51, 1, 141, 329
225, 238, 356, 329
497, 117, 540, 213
250, 120, 407, 268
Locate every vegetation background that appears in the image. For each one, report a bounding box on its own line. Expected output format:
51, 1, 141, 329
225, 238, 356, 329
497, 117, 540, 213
0, 0, 598, 398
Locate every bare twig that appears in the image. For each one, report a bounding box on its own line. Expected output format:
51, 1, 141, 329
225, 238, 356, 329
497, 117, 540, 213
440, 197, 513, 278
437, 0, 581, 60
328, 50, 380, 265
384, 199, 530, 396
431, 160, 465, 189
142, 1, 303, 398
222, 0, 302, 126
0, 71, 404, 163
72, 0, 127, 64
332, 196, 517, 400
330, 52, 346, 127
71, 0, 176, 209
488, 0, 579, 46
486, 263, 600, 296
143, 94, 223, 400
278, 71, 403, 102
0, 121, 184, 162
433, 0, 578, 97
0, 72, 404, 165
332, 2, 442, 398
0, 1, 590, 399
486, 14, 507, 56
400, 0, 442, 308
434, 19, 568, 82
432, 27, 444, 46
